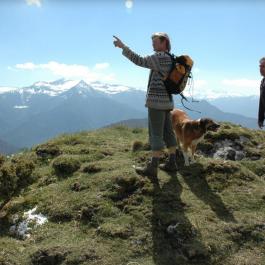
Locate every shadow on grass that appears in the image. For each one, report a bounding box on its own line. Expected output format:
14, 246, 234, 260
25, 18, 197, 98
150, 172, 211, 265
179, 163, 237, 223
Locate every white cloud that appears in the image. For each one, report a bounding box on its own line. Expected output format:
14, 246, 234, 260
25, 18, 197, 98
13, 61, 115, 83
222, 78, 260, 88
10, 62, 263, 99
183, 78, 261, 100
7, 66, 20, 72
125, 0, 133, 9
16, 62, 36, 70
194, 79, 207, 88
94, 63, 110, 70
25, 0, 42, 7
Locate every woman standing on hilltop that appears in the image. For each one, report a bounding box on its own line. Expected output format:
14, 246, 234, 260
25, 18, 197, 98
113, 33, 177, 178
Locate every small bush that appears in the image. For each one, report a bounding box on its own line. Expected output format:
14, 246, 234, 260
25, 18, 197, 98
35, 143, 61, 158
11, 157, 35, 187
52, 155, 81, 176
0, 163, 18, 199
0, 154, 5, 167
132, 140, 143, 152
0, 157, 36, 200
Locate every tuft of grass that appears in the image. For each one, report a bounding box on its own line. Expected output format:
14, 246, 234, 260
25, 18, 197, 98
132, 140, 151, 152
82, 163, 102, 174
0, 162, 17, 199
132, 140, 144, 152
107, 174, 145, 202
0, 157, 35, 200
97, 215, 135, 239
30, 246, 69, 265
34, 143, 61, 159
52, 155, 81, 176
0, 154, 6, 166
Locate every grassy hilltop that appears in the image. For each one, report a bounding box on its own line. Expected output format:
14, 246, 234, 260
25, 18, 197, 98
0, 123, 265, 265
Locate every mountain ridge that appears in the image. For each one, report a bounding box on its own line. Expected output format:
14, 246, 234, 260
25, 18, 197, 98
0, 79, 260, 149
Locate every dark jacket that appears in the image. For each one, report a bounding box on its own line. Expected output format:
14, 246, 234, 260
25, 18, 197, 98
258, 78, 265, 124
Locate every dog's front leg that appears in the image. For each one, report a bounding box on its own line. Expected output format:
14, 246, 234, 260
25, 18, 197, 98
182, 145, 190, 166
183, 152, 190, 166
190, 144, 197, 164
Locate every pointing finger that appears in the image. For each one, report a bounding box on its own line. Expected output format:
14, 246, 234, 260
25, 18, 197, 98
113, 35, 120, 41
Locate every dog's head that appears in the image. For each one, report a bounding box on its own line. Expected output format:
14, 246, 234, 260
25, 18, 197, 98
200, 118, 220, 132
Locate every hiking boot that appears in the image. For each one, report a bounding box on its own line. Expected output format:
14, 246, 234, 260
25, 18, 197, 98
159, 161, 178, 172
135, 158, 158, 178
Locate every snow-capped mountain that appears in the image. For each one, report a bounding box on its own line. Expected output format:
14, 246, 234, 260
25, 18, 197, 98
0, 86, 19, 94
0, 79, 143, 98
0, 79, 259, 150
89, 81, 142, 94
0, 79, 146, 148
24, 79, 82, 96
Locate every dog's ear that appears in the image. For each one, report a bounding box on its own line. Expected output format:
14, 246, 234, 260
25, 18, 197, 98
200, 118, 212, 132
215, 121, 221, 128
199, 118, 208, 130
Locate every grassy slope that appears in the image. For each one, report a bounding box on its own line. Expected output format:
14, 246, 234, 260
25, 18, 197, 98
0, 123, 265, 265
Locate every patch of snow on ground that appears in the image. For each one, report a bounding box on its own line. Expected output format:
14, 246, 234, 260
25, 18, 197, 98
9, 206, 48, 240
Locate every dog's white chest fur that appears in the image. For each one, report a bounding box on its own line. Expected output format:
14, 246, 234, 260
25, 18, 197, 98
191, 135, 204, 145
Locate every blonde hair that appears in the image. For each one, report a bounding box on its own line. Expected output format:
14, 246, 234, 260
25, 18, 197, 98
151, 32, 171, 52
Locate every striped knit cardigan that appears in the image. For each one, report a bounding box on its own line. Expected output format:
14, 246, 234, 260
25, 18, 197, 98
122, 46, 174, 110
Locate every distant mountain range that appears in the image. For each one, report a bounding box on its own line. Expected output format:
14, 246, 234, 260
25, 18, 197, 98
174, 98, 258, 127
108, 98, 258, 129
0, 79, 260, 150
0, 79, 146, 148
209, 96, 259, 119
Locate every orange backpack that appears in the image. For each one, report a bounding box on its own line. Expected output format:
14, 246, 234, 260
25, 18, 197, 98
159, 53, 194, 97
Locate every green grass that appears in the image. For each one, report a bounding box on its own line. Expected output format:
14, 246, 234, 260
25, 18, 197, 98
0, 124, 265, 265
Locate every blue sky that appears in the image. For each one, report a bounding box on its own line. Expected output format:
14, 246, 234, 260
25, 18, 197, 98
0, 0, 265, 98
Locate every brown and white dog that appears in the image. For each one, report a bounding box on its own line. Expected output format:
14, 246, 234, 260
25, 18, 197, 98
171, 109, 220, 166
